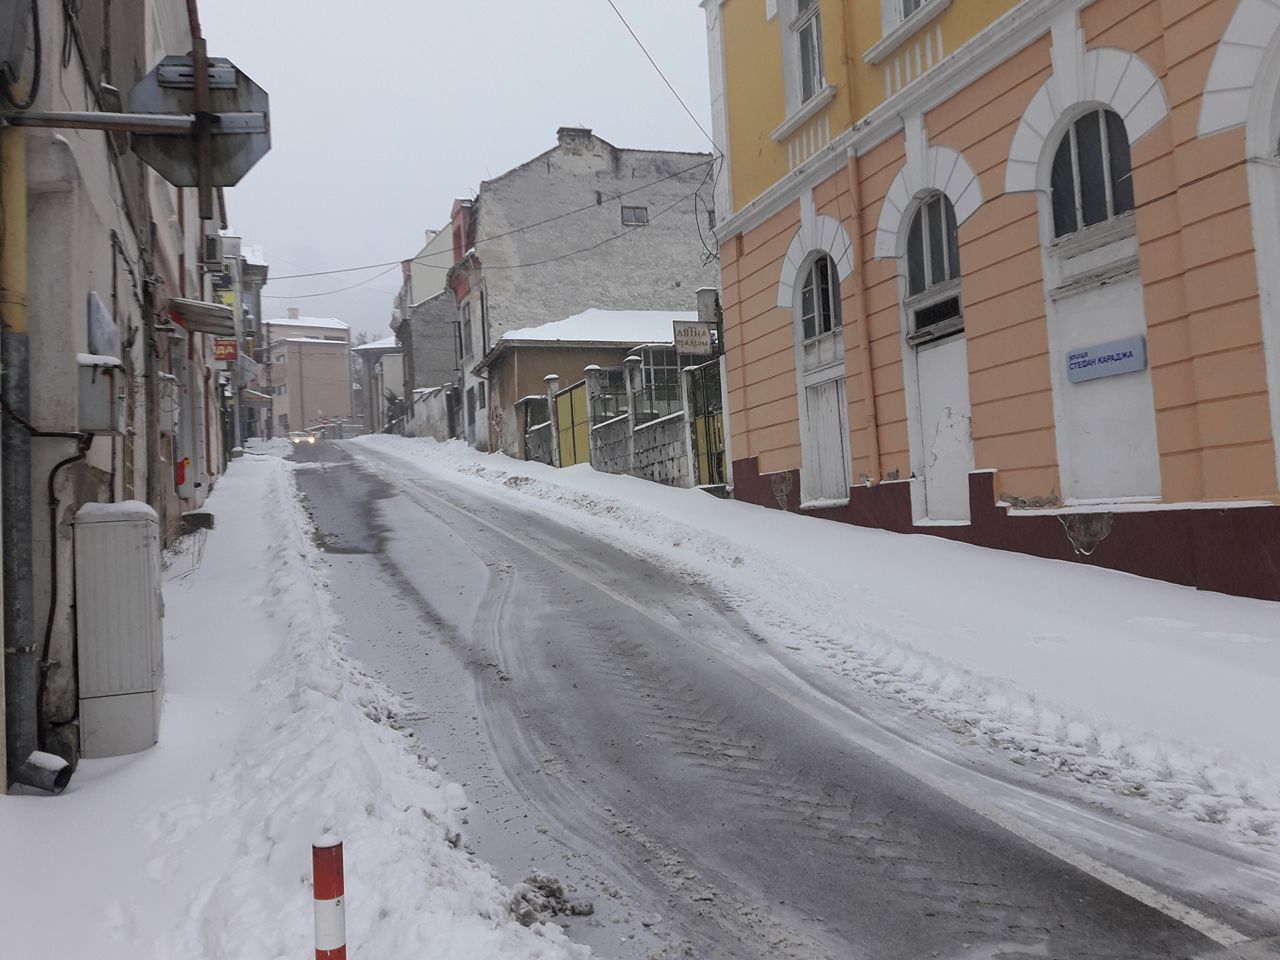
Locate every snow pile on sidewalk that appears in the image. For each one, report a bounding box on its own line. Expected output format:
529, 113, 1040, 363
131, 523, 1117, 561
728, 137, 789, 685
0, 452, 589, 960
350, 435, 1280, 848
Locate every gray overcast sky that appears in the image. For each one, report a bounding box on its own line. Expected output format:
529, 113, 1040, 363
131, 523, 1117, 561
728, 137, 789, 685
201, 0, 715, 339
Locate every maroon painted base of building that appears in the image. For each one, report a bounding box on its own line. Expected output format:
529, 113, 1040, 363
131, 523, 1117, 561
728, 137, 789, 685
731, 458, 1280, 602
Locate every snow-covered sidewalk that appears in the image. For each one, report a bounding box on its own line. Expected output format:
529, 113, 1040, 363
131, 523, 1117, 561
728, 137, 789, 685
0, 446, 588, 960
351, 435, 1280, 850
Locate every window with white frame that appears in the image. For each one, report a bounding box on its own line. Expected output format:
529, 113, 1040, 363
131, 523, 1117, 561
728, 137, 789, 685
635, 346, 681, 424
799, 255, 842, 341
901, 0, 925, 20
905, 192, 963, 336
1050, 108, 1135, 240
794, 0, 825, 105
621, 205, 649, 226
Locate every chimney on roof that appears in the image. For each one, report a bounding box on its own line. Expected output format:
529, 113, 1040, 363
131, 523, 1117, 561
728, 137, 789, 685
288, 307, 299, 320
557, 126, 592, 149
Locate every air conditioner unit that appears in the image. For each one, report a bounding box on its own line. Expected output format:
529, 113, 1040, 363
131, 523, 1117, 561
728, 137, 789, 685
74, 501, 164, 758
201, 234, 222, 266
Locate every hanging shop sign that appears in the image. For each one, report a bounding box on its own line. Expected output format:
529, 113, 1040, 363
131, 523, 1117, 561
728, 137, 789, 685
1067, 336, 1147, 384
213, 338, 239, 362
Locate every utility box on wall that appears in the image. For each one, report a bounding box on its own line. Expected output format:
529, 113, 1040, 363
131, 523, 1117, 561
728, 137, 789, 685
74, 502, 164, 758
77, 354, 127, 434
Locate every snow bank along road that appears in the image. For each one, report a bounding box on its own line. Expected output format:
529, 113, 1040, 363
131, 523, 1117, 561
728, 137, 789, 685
295, 438, 1279, 960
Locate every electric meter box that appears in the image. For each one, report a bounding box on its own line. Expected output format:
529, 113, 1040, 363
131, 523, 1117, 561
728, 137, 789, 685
77, 355, 126, 434
74, 501, 164, 758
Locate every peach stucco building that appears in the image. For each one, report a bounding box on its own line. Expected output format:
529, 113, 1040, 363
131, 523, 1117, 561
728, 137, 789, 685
702, 0, 1280, 599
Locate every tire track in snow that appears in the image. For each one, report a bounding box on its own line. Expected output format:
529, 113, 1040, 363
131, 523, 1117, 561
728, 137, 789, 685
349, 447, 1241, 959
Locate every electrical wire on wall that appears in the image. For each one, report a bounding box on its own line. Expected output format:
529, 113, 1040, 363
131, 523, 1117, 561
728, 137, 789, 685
264, 156, 718, 284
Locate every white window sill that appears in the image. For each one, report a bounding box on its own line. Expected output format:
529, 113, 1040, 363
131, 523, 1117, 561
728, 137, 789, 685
770, 84, 837, 142
863, 0, 952, 65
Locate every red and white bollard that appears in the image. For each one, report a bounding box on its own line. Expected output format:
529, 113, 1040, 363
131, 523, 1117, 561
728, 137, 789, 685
312, 835, 346, 959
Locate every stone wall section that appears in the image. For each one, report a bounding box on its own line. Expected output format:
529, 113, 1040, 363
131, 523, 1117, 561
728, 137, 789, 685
525, 423, 556, 466
631, 414, 692, 487
591, 417, 633, 475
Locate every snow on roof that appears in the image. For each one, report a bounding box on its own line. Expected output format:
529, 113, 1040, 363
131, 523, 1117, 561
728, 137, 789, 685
265, 316, 349, 329
352, 336, 400, 351
500, 309, 694, 346
280, 337, 350, 345
242, 244, 267, 267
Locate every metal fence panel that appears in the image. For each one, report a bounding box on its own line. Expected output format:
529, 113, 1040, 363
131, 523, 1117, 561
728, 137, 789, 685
688, 359, 726, 486
556, 381, 590, 467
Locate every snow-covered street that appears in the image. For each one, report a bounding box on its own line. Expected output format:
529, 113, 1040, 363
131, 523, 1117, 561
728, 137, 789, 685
305, 436, 1279, 958
0, 443, 588, 960
5, 436, 1279, 959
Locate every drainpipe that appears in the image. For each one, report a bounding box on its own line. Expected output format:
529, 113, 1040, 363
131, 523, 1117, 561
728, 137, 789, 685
141, 235, 160, 529
0, 125, 39, 786
845, 145, 881, 485
0, 157, 5, 795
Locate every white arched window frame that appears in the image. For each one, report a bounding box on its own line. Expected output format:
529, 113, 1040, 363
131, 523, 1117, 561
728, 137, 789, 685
776, 194, 856, 506
1049, 108, 1136, 241
1005, 41, 1170, 504
903, 191, 963, 343
798, 254, 842, 341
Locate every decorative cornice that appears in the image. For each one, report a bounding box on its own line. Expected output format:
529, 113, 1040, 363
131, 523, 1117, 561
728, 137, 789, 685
717, 0, 1082, 243
770, 85, 837, 141
862, 0, 952, 66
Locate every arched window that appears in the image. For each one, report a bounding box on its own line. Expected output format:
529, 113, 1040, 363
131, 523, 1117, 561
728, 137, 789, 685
1050, 108, 1135, 239
905, 192, 962, 336
799, 255, 841, 340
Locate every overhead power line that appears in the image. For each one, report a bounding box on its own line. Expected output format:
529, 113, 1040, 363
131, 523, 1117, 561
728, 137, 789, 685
261, 263, 400, 300
267, 155, 715, 283
603, 0, 718, 152
261, 178, 708, 300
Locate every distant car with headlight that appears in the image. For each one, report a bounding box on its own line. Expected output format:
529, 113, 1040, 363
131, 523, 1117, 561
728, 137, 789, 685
288, 431, 315, 445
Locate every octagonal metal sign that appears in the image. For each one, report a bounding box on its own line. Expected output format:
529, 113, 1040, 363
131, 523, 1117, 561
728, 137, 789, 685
128, 55, 270, 187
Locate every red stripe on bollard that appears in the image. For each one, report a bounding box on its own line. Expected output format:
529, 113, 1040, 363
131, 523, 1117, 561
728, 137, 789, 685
313, 835, 346, 959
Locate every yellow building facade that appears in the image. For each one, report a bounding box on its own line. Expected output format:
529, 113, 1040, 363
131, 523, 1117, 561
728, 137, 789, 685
702, 0, 1280, 600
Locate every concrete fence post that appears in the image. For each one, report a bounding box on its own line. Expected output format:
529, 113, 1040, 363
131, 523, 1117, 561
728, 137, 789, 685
583, 365, 602, 469
544, 373, 561, 468
679, 364, 699, 489
313, 835, 346, 960
623, 354, 642, 475
719, 353, 734, 489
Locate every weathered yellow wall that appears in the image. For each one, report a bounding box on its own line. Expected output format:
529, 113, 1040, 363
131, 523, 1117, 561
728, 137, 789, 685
724, 1, 855, 206
725, 0, 1021, 211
